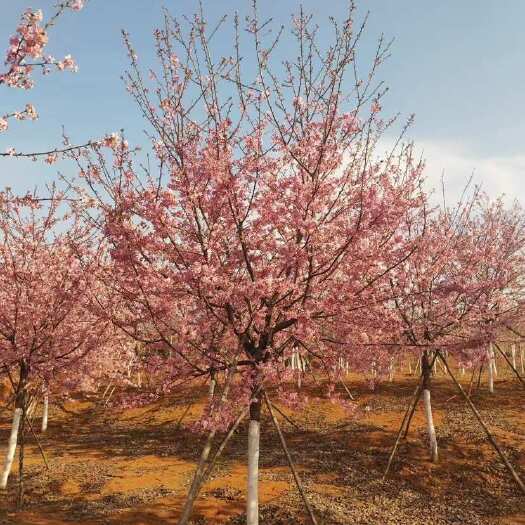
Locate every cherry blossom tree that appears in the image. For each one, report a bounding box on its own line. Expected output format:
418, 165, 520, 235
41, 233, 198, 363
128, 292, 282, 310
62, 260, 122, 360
383, 190, 525, 462
0, 190, 107, 507
67, 3, 431, 522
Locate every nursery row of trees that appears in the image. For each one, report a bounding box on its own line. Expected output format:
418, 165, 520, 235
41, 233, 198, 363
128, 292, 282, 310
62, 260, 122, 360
1, 2, 524, 522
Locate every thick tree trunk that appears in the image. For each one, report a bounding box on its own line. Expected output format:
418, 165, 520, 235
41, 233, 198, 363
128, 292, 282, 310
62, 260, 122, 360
1, 360, 28, 490
17, 402, 26, 509
487, 345, 494, 393
0, 407, 22, 489
491, 343, 498, 376
422, 351, 438, 462
41, 393, 49, 432
247, 393, 261, 525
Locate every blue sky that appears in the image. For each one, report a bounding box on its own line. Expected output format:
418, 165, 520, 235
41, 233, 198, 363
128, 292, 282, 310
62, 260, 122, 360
1, 0, 524, 202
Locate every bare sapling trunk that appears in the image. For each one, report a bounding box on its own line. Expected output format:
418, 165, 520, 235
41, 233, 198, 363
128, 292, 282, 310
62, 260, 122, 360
422, 351, 438, 462
247, 391, 262, 525
487, 345, 494, 393
41, 393, 49, 432
1, 361, 28, 490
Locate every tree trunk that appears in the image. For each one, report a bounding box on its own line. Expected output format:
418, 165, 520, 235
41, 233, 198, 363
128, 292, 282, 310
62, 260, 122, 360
491, 343, 498, 376
41, 393, 49, 432
1, 360, 28, 490
487, 345, 494, 393
208, 370, 217, 398
511, 344, 517, 371
17, 401, 26, 509
422, 351, 438, 462
520, 344, 524, 374
247, 393, 261, 525
0, 407, 21, 489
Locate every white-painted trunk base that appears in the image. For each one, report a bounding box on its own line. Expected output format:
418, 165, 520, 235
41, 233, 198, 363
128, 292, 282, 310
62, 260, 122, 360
42, 394, 49, 433
247, 419, 260, 525
487, 347, 494, 393
1, 408, 22, 489
423, 389, 438, 462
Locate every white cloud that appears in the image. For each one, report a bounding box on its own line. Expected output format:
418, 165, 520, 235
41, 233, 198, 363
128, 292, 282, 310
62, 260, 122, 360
377, 137, 525, 206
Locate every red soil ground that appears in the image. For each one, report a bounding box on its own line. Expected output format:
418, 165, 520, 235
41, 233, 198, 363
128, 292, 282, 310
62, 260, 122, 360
0, 367, 524, 524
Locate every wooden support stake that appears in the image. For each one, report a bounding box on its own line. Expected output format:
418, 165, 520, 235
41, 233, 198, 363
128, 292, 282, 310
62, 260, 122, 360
493, 342, 525, 388
467, 366, 477, 397
24, 413, 49, 470
263, 390, 318, 525
437, 351, 525, 495
269, 401, 302, 431
340, 379, 355, 401
383, 377, 423, 480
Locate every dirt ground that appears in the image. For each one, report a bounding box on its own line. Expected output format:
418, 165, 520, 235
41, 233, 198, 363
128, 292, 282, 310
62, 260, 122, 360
0, 368, 524, 525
